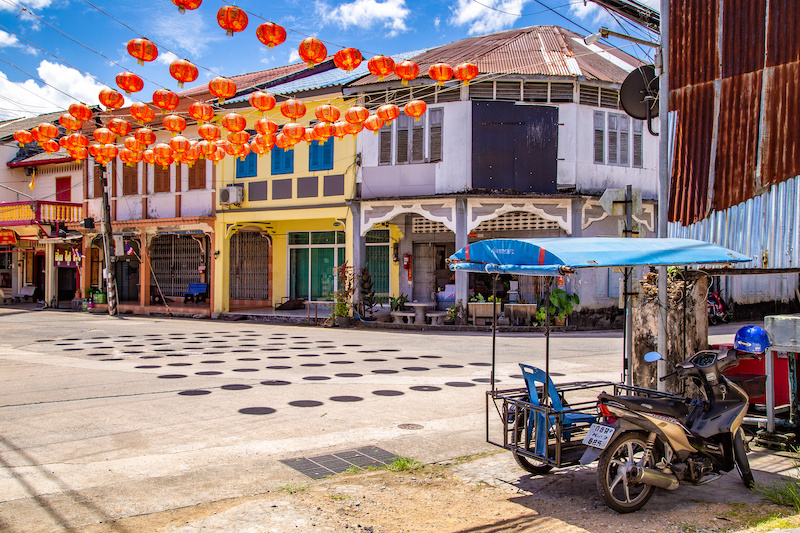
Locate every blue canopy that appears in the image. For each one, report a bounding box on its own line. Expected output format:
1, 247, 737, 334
448, 237, 750, 275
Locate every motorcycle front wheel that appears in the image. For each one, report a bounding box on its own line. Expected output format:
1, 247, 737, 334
597, 432, 656, 513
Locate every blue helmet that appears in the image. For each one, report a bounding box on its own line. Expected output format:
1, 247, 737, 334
734, 325, 771, 354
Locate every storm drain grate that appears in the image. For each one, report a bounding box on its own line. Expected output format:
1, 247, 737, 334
280, 446, 397, 479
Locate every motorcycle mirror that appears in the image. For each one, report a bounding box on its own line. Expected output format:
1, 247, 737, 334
644, 351, 662, 363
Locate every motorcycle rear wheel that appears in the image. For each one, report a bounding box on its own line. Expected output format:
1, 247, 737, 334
597, 432, 656, 513
512, 409, 554, 475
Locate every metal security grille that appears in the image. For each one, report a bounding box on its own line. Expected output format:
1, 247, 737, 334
229, 232, 269, 300
150, 234, 205, 296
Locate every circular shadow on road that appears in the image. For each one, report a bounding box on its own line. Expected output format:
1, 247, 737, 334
239, 407, 276, 415
195, 371, 223, 376
266, 365, 291, 370
363, 358, 387, 362
420, 355, 442, 359
261, 380, 290, 386
372, 390, 404, 396
221, 384, 253, 390
410, 386, 442, 392
168, 363, 192, 367
335, 373, 362, 378
403, 367, 430, 372
469, 362, 492, 367
303, 376, 331, 381
445, 382, 476, 387
157, 374, 187, 379
300, 363, 325, 367
179, 390, 211, 396
135, 365, 161, 369
330, 396, 363, 402
289, 400, 323, 407
372, 369, 398, 374
233, 368, 259, 372
439, 364, 463, 369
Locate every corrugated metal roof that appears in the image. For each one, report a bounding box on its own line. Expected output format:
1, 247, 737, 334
6, 148, 73, 167
0, 111, 64, 143
669, 0, 800, 226
177, 62, 309, 99
349, 26, 640, 87
226, 48, 432, 103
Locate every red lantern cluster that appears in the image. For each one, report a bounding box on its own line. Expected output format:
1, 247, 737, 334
281, 98, 306, 119
209, 77, 237, 103
153, 89, 180, 113
428, 62, 454, 85
131, 102, 156, 124
116, 72, 143, 95
368, 55, 394, 80
395, 60, 419, 85
188, 102, 215, 124
99, 89, 125, 110
249, 91, 276, 114
334, 47, 362, 71
298, 37, 327, 68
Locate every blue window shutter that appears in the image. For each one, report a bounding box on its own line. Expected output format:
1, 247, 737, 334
246, 151, 257, 176
309, 142, 320, 171
236, 155, 246, 177
322, 138, 334, 169
285, 147, 294, 173
271, 148, 282, 174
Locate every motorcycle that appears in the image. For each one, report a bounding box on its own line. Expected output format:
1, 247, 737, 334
581, 347, 757, 513
708, 290, 731, 325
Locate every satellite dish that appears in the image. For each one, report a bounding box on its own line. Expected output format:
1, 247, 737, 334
620, 65, 658, 121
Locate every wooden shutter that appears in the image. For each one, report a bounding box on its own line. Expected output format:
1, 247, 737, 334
379, 128, 392, 164
607, 114, 618, 165
93, 163, 102, 198
396, 126, 409, 163
593, 112, 604, 164
429, 108, 443, 162
411, 123, 424, 162
188, 161, 205, 190
122, 163, 137, 195
633, 120, 644, 168
153, 164, 170, 193
55, 176, 70, 202
619, 116, 630, 166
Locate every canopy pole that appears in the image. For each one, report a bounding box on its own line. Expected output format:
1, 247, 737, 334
491, 273, 498, 393
544, 284, 550, 406
624, 267, 633, 387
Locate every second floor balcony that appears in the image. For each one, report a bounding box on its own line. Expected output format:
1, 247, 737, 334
0, 200, 83, 227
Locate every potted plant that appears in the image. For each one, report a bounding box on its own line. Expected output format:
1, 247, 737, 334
445, 305, 457, 325
331, 262, 354, 327
468, 293, 500, 324
389, 293, 409, 312
535, 289, 580, 326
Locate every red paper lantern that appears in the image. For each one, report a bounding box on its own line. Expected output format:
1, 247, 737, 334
197, 140, 215, 157
334, 47, 362, 71
428, 63, 454, 85
198, 123, 221, 141
116, 72, 143, 94
302, 127, 316, 145
454, 62, 479, 85
154, 154, 173, 168
93, 127, 115, 145
368, 55, 394, 80
59, 135, 70, 149
169, 59, 199, 88
208, 77, 237, 103
100, 144, 119, 160
171, 0, 202, 13
332, 121, 347, 139
42, 139, 60, 153
153, 89, 180, 113
67, 133, 89, 149
342, 121, 363, 138
280, 98, 306, 119
69, 102, 93, 122
315, 104, 340, 123
30, 127, 46, 144
237, 142, 251, 160
254, 133, 275, 150
227, 131, 251, 144
217, 5, 248, 36
363, 115, 385, 134
224, 142, 245, 156
38, 122, 58, 139
208, 147, 226, 164
169, 135, 190, 153
344, 106, 369, 124
256, 22, 286, 48
88, 143, 102, 158
13, 130, 32, 144
255, 118, 278, 136
162, 114, 186, 135
126, 149, 144, 166
404, 100, 427, 121
188, 102, 215, 124
143, 149, 155, 165
108, 118, 132, 137
69, 147, 88, 160
249, 91, 276, 113
118, 148, 131, 165
313, 121, 335, 141
58, 113, 82, 133
99, 89, 125, 110
134, 127, 156, 146
185, 142, 202, 163
250, 139, 270, 155
298, 37, 327, 68
376, 103, 400, 124
221, 112, 247, 132
131, 102, 156, 124
282, 122, 305, 142
154, 142, 172, 159
274, 133, 291, 150
127, 38, 158, 66
124, 136, 144, 152
394, 60, 419, 86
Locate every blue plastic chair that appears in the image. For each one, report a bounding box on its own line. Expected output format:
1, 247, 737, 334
519, 363, 596, 455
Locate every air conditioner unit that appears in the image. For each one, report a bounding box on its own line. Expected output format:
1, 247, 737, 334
219, 185, 244, 205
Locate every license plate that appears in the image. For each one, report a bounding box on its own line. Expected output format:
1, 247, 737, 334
582, 423, 616, 449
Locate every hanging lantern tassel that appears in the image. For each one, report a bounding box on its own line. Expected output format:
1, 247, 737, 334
28, 168, 35, 190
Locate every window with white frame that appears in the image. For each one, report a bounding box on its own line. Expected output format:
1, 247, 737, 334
378, 108, 443, 165
594, 111, 643, 168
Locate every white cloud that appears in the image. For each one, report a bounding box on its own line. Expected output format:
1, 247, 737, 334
148, 9, 225, 57
434, 17, 440, 30
319, 0, 410, 37
449, 0, 528, 35
0, 30, 19, 48
288, 49, 301, 64
0, 60, 110, 120
0, 0, 52, 11
156, 50, 178, 66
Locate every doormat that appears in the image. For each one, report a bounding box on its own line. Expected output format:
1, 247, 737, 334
279, 446, 397, 479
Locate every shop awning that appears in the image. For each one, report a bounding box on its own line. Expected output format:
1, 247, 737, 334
448, 237, 751, 275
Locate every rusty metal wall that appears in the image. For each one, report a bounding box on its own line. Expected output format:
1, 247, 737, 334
669, 0, 800, 226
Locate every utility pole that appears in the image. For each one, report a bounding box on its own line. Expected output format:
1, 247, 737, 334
99, 164, 118, 316
656, 0, 670, 391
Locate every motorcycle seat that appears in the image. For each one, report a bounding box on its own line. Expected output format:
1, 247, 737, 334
599, 393, 690, 420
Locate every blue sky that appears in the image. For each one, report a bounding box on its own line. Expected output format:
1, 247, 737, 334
0, 0, 659, 120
